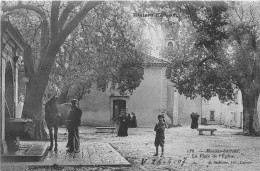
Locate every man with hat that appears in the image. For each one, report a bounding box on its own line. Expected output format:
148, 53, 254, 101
66, 99, 82, 153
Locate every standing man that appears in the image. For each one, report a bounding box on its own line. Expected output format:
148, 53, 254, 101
66, 99, 82, 153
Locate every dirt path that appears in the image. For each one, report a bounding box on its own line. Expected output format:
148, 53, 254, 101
1, 125, 260, 171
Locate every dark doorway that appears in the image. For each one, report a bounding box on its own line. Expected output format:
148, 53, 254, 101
210, 111, 215, 121
113, 100, 126, 120
5, 62, 14, 118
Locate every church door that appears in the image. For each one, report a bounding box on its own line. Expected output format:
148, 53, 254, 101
113, 100, 126, 120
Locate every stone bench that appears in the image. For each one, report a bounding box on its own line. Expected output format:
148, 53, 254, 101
197, 128, 217, 135
96, 127, 117, 133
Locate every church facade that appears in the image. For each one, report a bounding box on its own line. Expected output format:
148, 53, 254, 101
79, 55, 245, 128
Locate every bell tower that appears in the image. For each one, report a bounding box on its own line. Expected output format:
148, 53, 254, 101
165, 38, 175, 48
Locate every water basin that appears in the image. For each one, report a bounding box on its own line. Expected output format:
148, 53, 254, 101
5, 118, 33, 135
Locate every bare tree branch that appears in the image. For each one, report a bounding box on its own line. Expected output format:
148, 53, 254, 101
2, 1, 48, 22
50, 1, 61, 38
40, 20, 50, 56
240, 5, 244, 22
248, 4, 255, 25
2, 1, 50, 59
253, 38, 260, 85
58, 1, 102, 44
23, 44, 35, 78
197, 51, 222, 67
232, 2, 243, 22
58, 1, 82, 31
35, 1, 62, 77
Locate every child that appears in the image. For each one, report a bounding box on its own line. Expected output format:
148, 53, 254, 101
154, 115, 167, 157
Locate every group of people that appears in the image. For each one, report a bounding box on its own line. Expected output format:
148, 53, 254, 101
64, 101, 199, 158
115, 111, 201, 157
117, 112, 138, 137
64, 102, 167, 157
126, 112, 138, 128
64, 101, 139, 152
190, 112, 200, 129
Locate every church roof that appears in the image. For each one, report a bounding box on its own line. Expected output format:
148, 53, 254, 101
142, 54, 169, 67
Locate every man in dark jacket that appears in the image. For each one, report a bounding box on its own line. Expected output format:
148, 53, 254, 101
66, 99, 82, 153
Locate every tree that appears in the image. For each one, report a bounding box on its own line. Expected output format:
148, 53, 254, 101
2, 1, 102, 139
161, 1, 260, 135
227, 2, 260, 135
2, 1, 145, 139
47, 2, 144, 104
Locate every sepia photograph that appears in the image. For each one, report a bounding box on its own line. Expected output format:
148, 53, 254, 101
1, 0, 260, 170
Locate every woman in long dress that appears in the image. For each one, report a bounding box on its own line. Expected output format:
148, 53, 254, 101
190, 112, 199, 129
131, 112, 137, 128
117, 115, 128, 136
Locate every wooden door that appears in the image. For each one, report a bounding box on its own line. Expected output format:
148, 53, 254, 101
113, 100, 126, 120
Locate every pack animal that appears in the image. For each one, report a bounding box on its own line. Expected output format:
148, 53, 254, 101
45, 96, 62, 151
57, 103, 72, 126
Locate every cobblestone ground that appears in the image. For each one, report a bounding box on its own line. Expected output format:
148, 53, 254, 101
1, 125, 260, 171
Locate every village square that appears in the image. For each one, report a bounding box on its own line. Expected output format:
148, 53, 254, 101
1, 1, 260, 171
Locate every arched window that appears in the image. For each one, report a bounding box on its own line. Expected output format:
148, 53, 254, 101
168, 42, 173, 47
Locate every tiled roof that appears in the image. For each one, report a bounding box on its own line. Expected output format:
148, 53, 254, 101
142, 54, 169, 67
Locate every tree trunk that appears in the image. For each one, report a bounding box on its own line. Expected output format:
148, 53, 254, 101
22, 52, 57, 140
11, 1, 102, 140
241, 39, 260, 136
253, 38, 260, 136
242, 91, 260, 136
22, 79, 48, 140
253, 93, 260, 136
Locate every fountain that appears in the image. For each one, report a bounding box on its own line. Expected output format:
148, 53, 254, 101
3, 98, 47, 162
5, 118, 33, 152
3, 117, 48, 162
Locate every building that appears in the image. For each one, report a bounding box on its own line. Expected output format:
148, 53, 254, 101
163, 38, 244, 128
79, 55, 175, 127
78, 53, 245, 128
1, 20, 26, 153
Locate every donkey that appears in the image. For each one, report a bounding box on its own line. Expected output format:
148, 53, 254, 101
57, 103, 72, 126
45, 96, 61, 151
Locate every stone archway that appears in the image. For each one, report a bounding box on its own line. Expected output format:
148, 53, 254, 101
5, 61, 14, 119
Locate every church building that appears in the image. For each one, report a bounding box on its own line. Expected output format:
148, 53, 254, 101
79, 52, 244, 128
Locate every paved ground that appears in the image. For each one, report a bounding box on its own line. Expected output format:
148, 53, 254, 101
43, 142, 130, 166
1, 124, 260, 171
